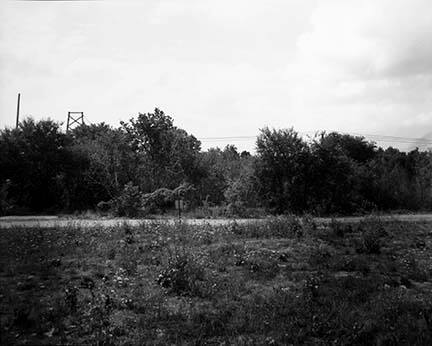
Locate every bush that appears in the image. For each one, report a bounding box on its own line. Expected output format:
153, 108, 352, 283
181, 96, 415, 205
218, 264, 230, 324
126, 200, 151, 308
226, 202, 247, 217
337, 255, 371, 275
111, 182, 142, 217
141, 188, 173, 214
362, 229, 382, 254
309, 243, 335, 268
355, 218, 386, 254
329, 219, 352, 238
157, 251, 211, 297
399, 254, 430, 283
96, 201, 111, 213
238, 248, 280, 279
0, 179, 13, 216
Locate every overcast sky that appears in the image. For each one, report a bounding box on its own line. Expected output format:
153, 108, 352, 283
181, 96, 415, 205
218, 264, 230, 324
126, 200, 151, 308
1, 0, 431, 151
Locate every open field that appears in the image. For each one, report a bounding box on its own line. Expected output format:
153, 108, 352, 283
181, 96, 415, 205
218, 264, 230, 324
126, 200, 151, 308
1, 217, 432, 345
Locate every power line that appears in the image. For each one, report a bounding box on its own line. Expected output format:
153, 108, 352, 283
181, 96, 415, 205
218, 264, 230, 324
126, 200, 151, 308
198, 132, 432, 146
83, 115, 92, 125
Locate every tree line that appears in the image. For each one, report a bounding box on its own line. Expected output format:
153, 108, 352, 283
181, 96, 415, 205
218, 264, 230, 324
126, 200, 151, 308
1, 109, 431, 216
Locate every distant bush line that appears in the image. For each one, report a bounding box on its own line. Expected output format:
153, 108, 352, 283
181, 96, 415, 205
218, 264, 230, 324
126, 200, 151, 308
1, 108, 431, 216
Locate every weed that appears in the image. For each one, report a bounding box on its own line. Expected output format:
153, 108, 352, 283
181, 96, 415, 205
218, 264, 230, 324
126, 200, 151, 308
355, 219, 386, 254
64, 284, 79, 313
399, 253, 430, 283
239, 248, 281, 279
361, 229, 382, 254
157, 250, 212, 297
309, 243, 335, 268
107, 247, 116, 260
329, 219, 352, 238
337, 255, 371, 275
3, 219, 432, 344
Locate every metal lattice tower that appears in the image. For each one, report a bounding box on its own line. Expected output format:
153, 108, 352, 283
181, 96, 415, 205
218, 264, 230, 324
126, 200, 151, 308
66, 112, 85, 132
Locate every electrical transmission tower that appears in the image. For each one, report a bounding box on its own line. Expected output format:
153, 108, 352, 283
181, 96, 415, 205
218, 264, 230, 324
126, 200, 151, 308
66, 112, 85, 132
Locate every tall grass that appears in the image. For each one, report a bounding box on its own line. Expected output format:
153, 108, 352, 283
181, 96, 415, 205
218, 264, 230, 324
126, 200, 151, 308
1, 217, 432, 345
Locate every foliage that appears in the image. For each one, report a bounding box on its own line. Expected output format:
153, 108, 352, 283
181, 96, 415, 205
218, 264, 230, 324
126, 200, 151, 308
356, 218, 387, 254
255, 127, 311, 213
254, 128, 432, 215
1, 114, 432, 215
111, 182, 142, 217
0, 179, 13, 215
157, 250, 209, 297
141, 183, 195, 214
197, 145, 249, 206
224, 155, 260, 212
70, 123, 135, 208
0, 118, 87, 213
121, 108, 202, 192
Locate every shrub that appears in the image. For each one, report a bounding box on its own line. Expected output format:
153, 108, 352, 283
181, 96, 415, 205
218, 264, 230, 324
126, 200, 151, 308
361, 229, 382, 254
141, 183, 195, 214
96, 201, 111, 213
64, 284, 79, 313
191, 223, 232, 245
227, 216, 305, 239
226, 202, 247, 217
0, 179, 13, 216
208, 241, 246, 270
356, 218, 386, 254
399, 254, 430, 283
141, 188, 173, 214
239, 249, 280, 279
157, 251, 210, 297
309, 243, 335, 268
337, 255, 371, 275
111, 182, 142, 217
329, 219, 352, 238
301, 214, 318, 234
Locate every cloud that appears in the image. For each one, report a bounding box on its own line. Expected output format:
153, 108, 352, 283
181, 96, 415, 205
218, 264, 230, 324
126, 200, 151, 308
286, 0, 432, 143
297, 0, 432, 78
0, 0, 431, 151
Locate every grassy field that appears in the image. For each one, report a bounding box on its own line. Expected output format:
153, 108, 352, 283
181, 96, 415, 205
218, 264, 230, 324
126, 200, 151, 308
1, 217, 432, 345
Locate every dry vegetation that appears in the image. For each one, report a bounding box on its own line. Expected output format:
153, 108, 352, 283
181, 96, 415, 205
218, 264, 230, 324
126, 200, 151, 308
1, 217, 432, 345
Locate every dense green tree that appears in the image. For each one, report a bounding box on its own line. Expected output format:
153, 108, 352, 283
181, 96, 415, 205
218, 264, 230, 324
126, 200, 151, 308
0, 118, 85, 213
197, 145, 248, 205
224, 155, 260, 208
366, 147, 432, 211
70, 123, 135, 206
196, 148, 227, 205
255, 127, 312, 213
319, 132, 376, 163
1, 114, 431, 216
121, 109, 202, 192
255, 130, 380, 214
309, 132, 375, 214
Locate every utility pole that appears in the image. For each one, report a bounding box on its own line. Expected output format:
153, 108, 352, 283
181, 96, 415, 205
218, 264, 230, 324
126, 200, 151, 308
66, 112, 85, 132
16, 93, 20, 129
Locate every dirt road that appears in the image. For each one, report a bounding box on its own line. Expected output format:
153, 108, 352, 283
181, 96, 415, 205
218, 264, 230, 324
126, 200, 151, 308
1, 214, 432, 229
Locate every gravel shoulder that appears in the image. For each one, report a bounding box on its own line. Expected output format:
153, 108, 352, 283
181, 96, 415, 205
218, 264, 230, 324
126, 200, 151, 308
1, 213, 432, 229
